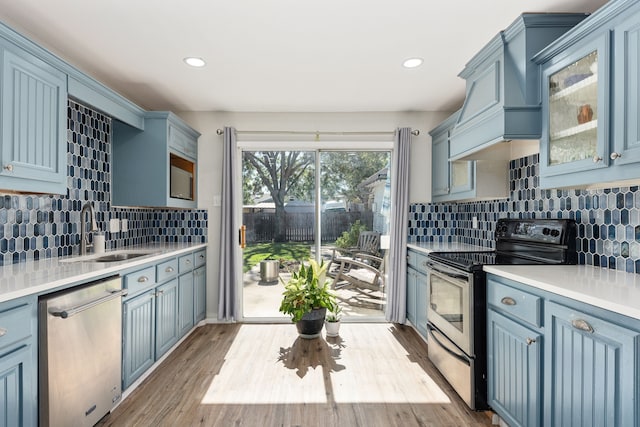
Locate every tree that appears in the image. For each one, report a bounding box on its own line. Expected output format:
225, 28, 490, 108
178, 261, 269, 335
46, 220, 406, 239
243, 151, 314, 242
320, 152, 389, 204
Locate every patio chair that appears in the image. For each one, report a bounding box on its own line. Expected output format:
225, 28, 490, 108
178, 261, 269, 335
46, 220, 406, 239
331, 252, 385, 293
327, 231, 381, 273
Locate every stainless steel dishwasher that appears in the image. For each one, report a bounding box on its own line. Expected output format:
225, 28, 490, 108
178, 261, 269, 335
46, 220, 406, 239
39, 275, 125, 427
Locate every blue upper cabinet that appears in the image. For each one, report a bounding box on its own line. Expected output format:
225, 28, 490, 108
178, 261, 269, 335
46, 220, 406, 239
535, 0, 640, 188
112, 112, 200, 209
0, 38, 67, 195
430, 110, 508, 202
450, 14, 587, 161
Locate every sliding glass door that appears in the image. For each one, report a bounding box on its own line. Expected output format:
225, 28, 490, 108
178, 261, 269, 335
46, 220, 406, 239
239, 146, 391, 322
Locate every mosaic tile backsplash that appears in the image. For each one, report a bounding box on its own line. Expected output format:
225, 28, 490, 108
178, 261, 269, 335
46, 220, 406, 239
0, 100, 207, 265
409, 153, 640, 274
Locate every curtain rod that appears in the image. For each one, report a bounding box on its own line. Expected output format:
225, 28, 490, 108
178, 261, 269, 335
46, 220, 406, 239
215, 129, 420, 136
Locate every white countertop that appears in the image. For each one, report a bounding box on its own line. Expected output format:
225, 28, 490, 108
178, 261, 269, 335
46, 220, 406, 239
484, 264, 640, 321
0, 242, 207, 303
407, 241, 488, 255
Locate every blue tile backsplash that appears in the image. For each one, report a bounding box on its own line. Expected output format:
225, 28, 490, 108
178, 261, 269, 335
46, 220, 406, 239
0, 100, 207, 265
409, 153, 640, 274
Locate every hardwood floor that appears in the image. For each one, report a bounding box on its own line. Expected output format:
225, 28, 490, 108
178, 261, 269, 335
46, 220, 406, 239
98, 323, 491, 427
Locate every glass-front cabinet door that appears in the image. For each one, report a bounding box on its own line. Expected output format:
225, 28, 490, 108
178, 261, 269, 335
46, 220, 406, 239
540, 35, 610, 178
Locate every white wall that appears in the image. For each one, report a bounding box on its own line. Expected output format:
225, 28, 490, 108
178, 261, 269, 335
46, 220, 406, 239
178, 110, 450, 320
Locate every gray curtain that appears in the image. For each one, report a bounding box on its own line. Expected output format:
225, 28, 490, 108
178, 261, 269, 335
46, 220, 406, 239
385, 127, 411, 323
217, 127, 238, 321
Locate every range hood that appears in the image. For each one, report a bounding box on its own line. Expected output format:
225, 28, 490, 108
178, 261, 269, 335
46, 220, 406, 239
449, 13, 588, 161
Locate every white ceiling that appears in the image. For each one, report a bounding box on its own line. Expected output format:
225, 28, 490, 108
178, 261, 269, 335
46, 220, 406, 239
0, 0, 608, 113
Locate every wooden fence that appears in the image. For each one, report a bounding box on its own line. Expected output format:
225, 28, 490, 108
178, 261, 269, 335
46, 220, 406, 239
243, 211, 373, 243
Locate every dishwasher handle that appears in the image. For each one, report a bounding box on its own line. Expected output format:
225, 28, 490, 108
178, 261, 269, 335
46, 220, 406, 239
49, 289, 127, 319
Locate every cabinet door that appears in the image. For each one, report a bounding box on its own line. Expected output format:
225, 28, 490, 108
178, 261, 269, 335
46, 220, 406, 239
431, 132, 450, 197
613, 16, 640, 166
540, 33, 610, 180
415, 269, 428, 338
0, 43, 67, 194
122, 290, 156, 389
406, 266, 417, 326
545, 301, 639, 427
155, 279, 179, 358
178, 273, 194, 337
449, 160, 474, 195
0, 342, 36, 427
488, 309, 542, 427
194, 266, 206, 323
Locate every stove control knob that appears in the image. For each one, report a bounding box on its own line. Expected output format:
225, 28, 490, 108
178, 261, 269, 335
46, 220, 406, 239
550, 229, 560, 237
542, 227, 550, 235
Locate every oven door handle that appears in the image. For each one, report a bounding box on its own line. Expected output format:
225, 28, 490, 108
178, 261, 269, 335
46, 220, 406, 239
427, 263, 469, 286
427, 323, 470, 364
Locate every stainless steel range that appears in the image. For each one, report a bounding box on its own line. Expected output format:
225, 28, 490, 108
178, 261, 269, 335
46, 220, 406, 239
426, 218, 577, 410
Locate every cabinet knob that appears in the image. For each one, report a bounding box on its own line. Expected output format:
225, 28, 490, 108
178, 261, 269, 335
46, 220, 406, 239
3, 164, 13, 172
0, 328, 6, 337
199, 254, 205, 259
610, 152, 622, 160
186, 259, 191, 264
156, 290, 164, 296
571, 319, 594, 333
501, 296, 516, 306
592, 155, 603, 163
166, 267, 174, 273
137, 276, 149, 283
526, 337, 536, 346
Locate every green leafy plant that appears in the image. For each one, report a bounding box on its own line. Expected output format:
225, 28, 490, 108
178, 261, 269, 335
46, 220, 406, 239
325, 305, 343, 323
279, 258, 337, 323
335, 220, 367, 249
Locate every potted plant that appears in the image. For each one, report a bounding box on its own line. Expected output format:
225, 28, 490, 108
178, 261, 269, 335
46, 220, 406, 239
325, 305, 342, 337
279, 258, 337, 339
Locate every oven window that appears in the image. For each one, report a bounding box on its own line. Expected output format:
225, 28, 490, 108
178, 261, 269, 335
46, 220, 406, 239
430, 274, 464, 333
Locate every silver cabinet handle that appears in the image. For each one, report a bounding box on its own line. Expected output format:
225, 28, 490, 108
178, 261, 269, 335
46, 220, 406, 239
0, 328, 6, 337
3, 164, 12, 172
526, 338, 536, 346
572, 319, 594, 333
165, 267, 174, 273
501, 297, 516, 306
186, 259, 191, 264
199, 254, 205, 259
610, 152, 622, 160
592, 155, 603, 163
137, 276, 149, 283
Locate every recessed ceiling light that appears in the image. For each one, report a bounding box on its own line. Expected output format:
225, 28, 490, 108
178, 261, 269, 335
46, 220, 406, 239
402, 57, 423, 69
184, 57, 206, 68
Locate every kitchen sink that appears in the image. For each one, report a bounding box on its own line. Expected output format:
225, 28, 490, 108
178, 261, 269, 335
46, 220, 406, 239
60, 250, 158, 263
92, 253, 149, 262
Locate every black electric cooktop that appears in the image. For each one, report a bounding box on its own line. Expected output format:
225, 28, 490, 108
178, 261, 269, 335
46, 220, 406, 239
428, 218, 578, 271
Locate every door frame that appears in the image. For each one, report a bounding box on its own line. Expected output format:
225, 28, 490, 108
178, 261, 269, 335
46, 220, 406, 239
236, 139, 394, 323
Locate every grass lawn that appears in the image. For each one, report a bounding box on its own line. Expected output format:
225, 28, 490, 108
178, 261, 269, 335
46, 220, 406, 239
243, 242, 312, 273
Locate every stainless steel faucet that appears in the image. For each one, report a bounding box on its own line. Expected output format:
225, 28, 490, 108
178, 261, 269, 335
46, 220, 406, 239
80, 202, 99, 255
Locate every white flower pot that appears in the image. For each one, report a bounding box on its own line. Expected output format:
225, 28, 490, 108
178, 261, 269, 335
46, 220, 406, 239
325, 320, 341, 337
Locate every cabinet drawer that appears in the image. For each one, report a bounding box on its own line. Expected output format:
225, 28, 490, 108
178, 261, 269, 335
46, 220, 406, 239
156, 258, 179, 282
194, 250, 206, 268
0, 301, 32, 349
488, 279, 542, 327
179, 254, 194, 273
124, 266, 157, 295
407, 250, 429, 273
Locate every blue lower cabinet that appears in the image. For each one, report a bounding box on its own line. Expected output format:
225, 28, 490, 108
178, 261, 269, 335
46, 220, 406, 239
545, 301, 640, 427
122, 289, 156, 389
155, 278, 179, 358
178, 273, 194, 337
194, 266, 206, 323
406, 266, 417, 327
415, 270, 428, 337
487, 309, 542, 427
0, 296, 37, 427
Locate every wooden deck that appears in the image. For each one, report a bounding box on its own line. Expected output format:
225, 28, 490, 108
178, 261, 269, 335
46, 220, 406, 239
97, 323, 491, 427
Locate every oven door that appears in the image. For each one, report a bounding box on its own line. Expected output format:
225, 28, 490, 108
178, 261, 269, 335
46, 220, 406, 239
426, 260, 472, 356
